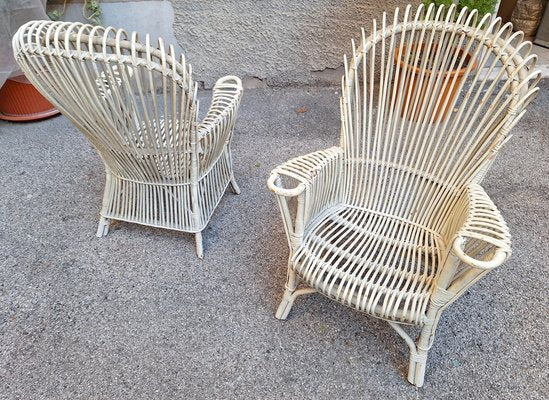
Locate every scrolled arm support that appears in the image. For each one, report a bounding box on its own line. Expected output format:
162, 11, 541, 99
268, 147, 343, 192
267, 174, 306, 197
196, 76, 243, 173
268, 147, 344, 250
435, 183, 512, 301
198, 75, 243, 138
452, 236, 509, 270
423, 184, 512, 317
446, 184, 511, 271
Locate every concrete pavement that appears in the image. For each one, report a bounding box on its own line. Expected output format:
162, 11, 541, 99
0, 84, 547, 399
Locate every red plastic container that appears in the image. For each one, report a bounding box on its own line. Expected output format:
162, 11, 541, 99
0, 75, 60, 121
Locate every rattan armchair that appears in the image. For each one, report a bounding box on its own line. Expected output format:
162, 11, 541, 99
268, 4, 540, 386
13, 21, 243, 258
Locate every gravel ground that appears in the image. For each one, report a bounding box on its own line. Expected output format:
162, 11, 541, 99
0, 82, 547, 399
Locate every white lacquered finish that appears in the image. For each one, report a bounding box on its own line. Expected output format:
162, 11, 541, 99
268, 4, 540, 387
13, 21, 243, 258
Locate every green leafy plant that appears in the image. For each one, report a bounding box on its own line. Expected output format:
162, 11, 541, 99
458, 0, 499, 17
422, 0, 498, 23
424, 0, 454, 7
85, 1, 102, 25
47, 0, 102, 25
422, 0, 498, 22
46, 8, 62, 21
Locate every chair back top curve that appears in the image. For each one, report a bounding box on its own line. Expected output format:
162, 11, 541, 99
13, 20, 199, 184
340, 4, 540, 234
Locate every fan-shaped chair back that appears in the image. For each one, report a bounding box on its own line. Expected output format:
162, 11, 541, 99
340, 4, 540, 233
13, 20, 198, 184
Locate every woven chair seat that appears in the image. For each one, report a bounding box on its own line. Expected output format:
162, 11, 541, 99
293, 205, 441, 325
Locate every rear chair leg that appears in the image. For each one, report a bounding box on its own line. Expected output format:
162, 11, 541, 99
96, 216, 110, 237
97, 171, 113, 238
229, 176, 241, 194
195, 232, 204, 259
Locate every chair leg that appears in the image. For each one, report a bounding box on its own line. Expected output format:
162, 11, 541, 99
276, 288, 296, 320
195, 232, 204, 259
229, 176, 241, 194
407, 346, 429, 387
276, 268, 299, 319
408, 319, 438, 387
389, 317, 438, 387
96, 216, 110, 237
275, 268, 316, 320
97, 171, 113, 238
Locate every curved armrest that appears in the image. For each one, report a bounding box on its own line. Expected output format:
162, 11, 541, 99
268, 147, 344, 197
198, 75, 243, 137
196, 76, 243, 171
448, 184, 511, 270
452, 238, 508, 270
268, 147, 344, 249
267, 174, 306, 197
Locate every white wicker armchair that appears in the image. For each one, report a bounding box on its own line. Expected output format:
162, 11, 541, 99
13, 21, 243, 258
268, 4, 540, 387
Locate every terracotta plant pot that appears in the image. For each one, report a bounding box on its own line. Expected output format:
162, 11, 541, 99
394, 44, 477, 122
0, 75, 60, 121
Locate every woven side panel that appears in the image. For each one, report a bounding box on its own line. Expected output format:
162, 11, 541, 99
103, 147, 232, 232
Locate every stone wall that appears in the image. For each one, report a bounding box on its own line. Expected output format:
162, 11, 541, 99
171, 0, 410, 88
47, 1, 183, 55
48, 1, 412, 88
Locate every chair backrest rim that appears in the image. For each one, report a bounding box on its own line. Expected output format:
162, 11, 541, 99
343, 16, 541, 119
336, 4, 541, 230
12, 20, 195, 95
